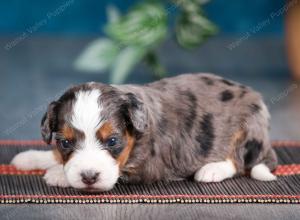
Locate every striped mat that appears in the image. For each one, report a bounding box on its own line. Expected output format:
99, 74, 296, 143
0, 140, 299, 204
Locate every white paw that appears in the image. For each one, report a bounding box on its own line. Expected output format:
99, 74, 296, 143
11, 150, 38, 170
194, 160, 236, 183
11, 150, 58, 170
43, 165, 70, 187
251, 163, 277, 181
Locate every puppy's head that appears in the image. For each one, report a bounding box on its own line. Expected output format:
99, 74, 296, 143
41, 83, 147, 191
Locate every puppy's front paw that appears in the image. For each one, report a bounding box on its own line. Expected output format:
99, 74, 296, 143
43, 165, 70, 188
11, 150, 58, 170
194, 160, 236, 183
11, 150, 38, 170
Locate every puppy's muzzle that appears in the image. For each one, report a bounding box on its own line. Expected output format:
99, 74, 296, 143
80, 170, 100, 185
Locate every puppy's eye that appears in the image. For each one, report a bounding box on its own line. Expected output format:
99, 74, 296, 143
107, 137, 118, 147
60, 139, 72, 149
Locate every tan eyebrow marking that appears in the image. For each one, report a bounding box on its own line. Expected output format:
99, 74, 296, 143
97, 122, 114, 142
62, 125, 75, 140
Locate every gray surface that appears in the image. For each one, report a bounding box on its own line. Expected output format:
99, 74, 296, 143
1, 204, 300, 220
0, 36, 299, 140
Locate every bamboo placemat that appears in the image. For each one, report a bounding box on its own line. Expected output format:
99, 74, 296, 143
0, 140, 299, 204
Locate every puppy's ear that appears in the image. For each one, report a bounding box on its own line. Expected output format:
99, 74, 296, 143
121, 93, 147, 133
41, 101, 59, 144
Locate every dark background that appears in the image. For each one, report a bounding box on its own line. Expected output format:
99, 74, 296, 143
0, 0, 284, 34
0, 0, 299, 140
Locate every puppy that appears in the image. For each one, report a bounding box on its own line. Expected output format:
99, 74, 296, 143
11, 73, 278, 191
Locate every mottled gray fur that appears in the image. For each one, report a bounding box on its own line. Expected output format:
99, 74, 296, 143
42, 73, 278, 183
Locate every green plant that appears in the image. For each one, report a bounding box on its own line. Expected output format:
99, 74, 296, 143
75, 0, 217, 84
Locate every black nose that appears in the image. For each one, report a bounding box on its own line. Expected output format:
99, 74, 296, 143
80, 171, 99, 185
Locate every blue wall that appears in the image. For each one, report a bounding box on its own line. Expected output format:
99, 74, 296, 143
205, 0, 284, 35
0, 0, 285, 35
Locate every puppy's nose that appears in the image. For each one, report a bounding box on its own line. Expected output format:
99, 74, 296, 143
80, 171, 99, 185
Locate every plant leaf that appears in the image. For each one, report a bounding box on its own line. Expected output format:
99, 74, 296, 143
105, 2, 168, 48
107, 5, 121, 24
175, 10, 218, 49
191, 0, 211, 5
171, 0, 211, 13
144, 51, 166, 79
74, 38, 119, 72
110, 46, 146, 84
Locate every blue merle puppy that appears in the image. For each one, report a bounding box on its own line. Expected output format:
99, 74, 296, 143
11, 73, 277, 191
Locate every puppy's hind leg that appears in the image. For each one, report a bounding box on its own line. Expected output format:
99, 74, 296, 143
251, 164, 276, 181
250, 148, 277, 181
246, 101, 277, 181
194, 128, 248, 183
11, 150, 60, 170
194, 159, 237, 183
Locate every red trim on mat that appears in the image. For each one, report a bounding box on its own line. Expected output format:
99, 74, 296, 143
0, 194, 299, 200
272, 140, 300, 147
0, 140, 48, 146
273, 164, 300, 176
0, 140, 300, 147
1, 164, 300, 176
0, 165, 45, 175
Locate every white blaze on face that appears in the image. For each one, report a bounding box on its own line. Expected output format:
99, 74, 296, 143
64, 89, 119, 191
